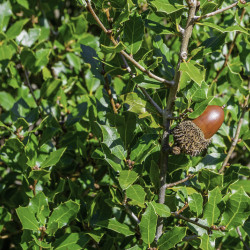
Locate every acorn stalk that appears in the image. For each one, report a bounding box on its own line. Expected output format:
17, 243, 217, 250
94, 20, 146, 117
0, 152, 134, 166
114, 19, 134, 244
173, 105, 224, 156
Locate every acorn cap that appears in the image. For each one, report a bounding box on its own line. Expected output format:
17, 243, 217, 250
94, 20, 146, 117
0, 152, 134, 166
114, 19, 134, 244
173, 120, 211, 156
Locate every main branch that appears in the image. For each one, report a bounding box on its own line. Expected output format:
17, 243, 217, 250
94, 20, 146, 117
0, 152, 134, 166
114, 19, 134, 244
85, 0, 174, 86
155, 0, 197, 241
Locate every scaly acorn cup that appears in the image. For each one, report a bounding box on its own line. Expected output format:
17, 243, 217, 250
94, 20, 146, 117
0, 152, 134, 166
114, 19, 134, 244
173, 105, 224, 156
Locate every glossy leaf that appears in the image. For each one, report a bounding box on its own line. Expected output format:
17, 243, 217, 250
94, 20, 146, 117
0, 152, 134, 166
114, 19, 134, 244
221, 187, 250, 229
119, 170, 138, 190
139, 203, 157, 245
126, 184, 146, 207
203, 187, 222, 226
96, 218, 134, 236
188, 193, 203, 217
158, 227, 187, 250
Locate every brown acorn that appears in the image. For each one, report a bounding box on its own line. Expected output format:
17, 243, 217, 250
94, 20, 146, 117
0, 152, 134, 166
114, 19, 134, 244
173, 105, 224, 156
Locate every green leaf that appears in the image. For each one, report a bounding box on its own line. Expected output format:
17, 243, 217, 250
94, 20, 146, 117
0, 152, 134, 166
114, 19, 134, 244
86, 229, 104, 243
126, 184, 146, 207
16, 207, 39, 231
16, 28, 41, 47
151, 201, 171, 218
151, 0, 185, 14
52, 233, 90, 250
32, 235, 52, 249
17, 0, 29, 9
180, 61, 205, 86
6, 18, 29, 39
81, 44, 103, 81
130, 134, 159, 164
139, 203, 157, 245
197, 22, 249, 35
0, 43, 15, 61
168, 154, 191, 173
158, 227, 187, 250
191, 153, 226, 172
200, 234, 214, 250
20, 48, 36, 71
107, 112, 136, 148
118, 170, 138, 190
41, 148, 67, 168
202, 33, 227, 55
0, 91, 15, 110
47, 200, 80, 233
120, 92, 160, 128
100, 124, 127, 161
186, 82, 208, 103
35, 49, 51, 70
40, 79, 62, 99
198, 169, 223, 191
29, 192, 50, 224
66, 53, 81, 71
221, 187, 250, 229
230, 180, 250, 194
188, 193, 203, 217
101, 41, 126, 54
96, 218, 134, 236
149, 160, 160, 189
120, 92, 147, 114
203, 187, 222, 226
0, 1, 12, 31
201, 2, 217, 15
123, 13, 144, 54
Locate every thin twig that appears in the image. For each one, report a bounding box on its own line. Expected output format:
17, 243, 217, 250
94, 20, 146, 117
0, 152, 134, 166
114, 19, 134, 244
219, 82, 249, 174
172, 212, 212, 232
165, 174, 195, 189
194, 2, 238, 21
120, 51, 163, 115
155, 0, 198, 241
122, 193, 140, 224
176, 202, 189, 214
24, 70, 43, 114
213, 8, 246, 82
85, 0, 174, 87
0, 230, 22, 239
236, 226, 250, 250
124, 204, 141, 224
183, 235, 199, 241
102, 64, 118, 114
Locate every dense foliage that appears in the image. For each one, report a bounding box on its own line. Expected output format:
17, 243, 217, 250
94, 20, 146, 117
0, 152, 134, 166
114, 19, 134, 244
0, 0, 249, 249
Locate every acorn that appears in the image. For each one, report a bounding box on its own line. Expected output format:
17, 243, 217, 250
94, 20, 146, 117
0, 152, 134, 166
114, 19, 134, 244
173, 105, 224, 156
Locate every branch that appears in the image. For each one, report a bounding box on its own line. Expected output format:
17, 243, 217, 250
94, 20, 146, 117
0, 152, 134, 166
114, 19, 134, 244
156, 0, 198, 241
213, 8, 246, 82
122, 194, 140, 224
85, 0, 174, 87
24, 69, 43, 114
120, 50, 163, 115
219, 82, 249, 174
165, 174, 195, 189
236, 226, 250, 250
124, 204, 140, 224
102, 63, 118, 114
194, 2, 238, 21
176, 202, 189, 214
172, 213, 212, 233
